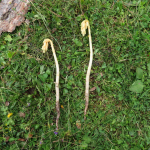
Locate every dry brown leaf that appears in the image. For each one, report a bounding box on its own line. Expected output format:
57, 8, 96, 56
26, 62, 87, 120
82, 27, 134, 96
5, 136, 10, 142
28, 133, 33, 138
27, 54, 33, 59
1, 76, 4, 82
8, 141, 15, 145
76, 120, 81, 129
19, 112, 26, 118
138, 130, 143, 136
67, 65, 72, 70
36, 57, 42, 61
18, 138, 26, 141
90, 87, 96, 92
28, 28, 33, 32
52, 28, 57, 33
5, 101, 10, 106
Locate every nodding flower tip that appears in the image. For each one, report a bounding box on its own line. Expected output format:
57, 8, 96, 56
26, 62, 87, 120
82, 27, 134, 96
81, 19, 89, 36
42, 39, 52, 53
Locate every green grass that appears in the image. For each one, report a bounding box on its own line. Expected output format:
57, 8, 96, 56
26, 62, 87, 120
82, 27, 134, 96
0, 0, 150, 149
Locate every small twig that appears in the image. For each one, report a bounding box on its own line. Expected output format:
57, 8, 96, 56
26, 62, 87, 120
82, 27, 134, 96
48, 9, 63, 18
79, 0, 83, 15
21, 137, 29, 150
21, 129, 33, 150
119, 57, 148, 62
137, 123, 143, 136
0, 76, 4, 82
122, 3, 134, 15
105, 136, 114, 145
111, 1, 115, 9
125, 16, 133, 39
39, 4, 63, 18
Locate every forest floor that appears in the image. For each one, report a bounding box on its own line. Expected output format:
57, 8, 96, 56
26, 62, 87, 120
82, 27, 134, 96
0, 0, 150, 149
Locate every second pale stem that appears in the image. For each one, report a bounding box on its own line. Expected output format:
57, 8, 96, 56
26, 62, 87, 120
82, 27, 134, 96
84, 24, 93, 120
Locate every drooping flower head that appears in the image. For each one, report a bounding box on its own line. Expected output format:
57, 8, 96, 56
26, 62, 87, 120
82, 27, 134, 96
81, 19, 89, 36
42, 39, 52, 53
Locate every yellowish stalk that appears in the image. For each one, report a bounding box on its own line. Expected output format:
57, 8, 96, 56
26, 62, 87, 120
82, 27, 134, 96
42, 39, 60, 130
81, 20, 93, 120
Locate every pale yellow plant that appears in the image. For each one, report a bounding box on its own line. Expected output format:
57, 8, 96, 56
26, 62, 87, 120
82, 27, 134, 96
42, 39, 60, 130
81, 20, 93, 120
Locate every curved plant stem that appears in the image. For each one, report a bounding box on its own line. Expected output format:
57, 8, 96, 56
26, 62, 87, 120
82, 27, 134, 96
81, 20, 93, 120
42, 39, 60, 130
